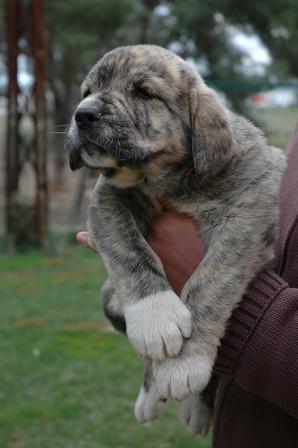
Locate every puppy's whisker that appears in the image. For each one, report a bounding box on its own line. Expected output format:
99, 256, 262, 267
52, 124, 70, 129
116, 139, 121, 162
48, 131, 68, 134
109, 137, 118, 159
86, 136, 101, 146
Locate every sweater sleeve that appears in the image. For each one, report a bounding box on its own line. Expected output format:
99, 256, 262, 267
214, 270, 298, 418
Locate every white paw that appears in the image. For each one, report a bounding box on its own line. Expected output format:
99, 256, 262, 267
178, 393, 212, 436
153, 353, 212, 400
134, 384, 167, 423
124, 291, 192, 361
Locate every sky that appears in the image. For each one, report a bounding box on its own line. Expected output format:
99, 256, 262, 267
230, 27, 271, 75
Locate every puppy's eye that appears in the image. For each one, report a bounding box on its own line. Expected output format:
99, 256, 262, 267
134, 86, 155, 100
82, 89, 91, 99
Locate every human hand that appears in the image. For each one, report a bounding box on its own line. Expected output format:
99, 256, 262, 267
76, 231, 95, 252
76, 212, 205, 295
147, 212, 205, 295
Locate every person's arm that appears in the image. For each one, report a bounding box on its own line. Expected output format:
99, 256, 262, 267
214, 271, 298, 418
214, 123, 298, 418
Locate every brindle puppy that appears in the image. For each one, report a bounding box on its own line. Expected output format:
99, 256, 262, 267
65, 45, 286, 435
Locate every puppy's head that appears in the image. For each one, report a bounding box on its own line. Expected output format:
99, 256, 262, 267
66, 45, 235, 187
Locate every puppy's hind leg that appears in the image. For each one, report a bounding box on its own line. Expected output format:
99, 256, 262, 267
178, 375, 217, 436
134, 359, 168, 423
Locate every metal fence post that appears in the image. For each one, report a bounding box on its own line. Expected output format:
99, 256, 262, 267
5, 0, 48, 250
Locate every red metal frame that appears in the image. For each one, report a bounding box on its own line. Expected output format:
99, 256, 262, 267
5, 0, 48, 248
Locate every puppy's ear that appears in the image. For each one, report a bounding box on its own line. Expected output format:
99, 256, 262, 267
189, 80, 236, 178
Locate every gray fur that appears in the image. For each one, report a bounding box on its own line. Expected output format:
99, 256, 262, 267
66, 44, 286, 420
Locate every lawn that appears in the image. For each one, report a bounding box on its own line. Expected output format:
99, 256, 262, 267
248, 106, 298, 149
0, 246, 212, 448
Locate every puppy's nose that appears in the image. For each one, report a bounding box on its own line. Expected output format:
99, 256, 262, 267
75, 107, 99, 129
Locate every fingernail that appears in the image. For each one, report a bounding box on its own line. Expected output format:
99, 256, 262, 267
76, 232, 88, 243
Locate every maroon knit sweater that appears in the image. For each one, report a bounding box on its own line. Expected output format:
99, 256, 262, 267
213, 123, 298, 447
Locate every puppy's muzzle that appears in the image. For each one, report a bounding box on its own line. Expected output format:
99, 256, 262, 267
68, 100, 105, 170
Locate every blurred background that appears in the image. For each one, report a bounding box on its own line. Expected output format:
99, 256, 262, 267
0, 1, 297, 447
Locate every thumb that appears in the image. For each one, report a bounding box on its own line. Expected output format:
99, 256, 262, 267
76, 231, 96, 252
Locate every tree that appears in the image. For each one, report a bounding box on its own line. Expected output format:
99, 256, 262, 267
222, 0, 298, 79
169, 0, 298, 80
45, 0, 136, 184
157, 0, 298, 109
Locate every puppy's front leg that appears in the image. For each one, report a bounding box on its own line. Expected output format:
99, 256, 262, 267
154, 213, 274, 398
88, 178, 192, 361
101, 282, 167, 422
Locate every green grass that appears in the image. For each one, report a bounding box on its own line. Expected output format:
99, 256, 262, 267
0, 246, 212, 448
248, 106, 298, 149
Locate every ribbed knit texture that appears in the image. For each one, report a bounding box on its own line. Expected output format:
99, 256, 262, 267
215, 271, 287, 375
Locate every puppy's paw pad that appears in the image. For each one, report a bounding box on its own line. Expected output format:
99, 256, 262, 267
179, 393, 212, 436
153, 353, 212, 400
134, 384, 167, 423
124, 291, 192, 361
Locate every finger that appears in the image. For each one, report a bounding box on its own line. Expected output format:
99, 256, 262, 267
76, 231, 96, 252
